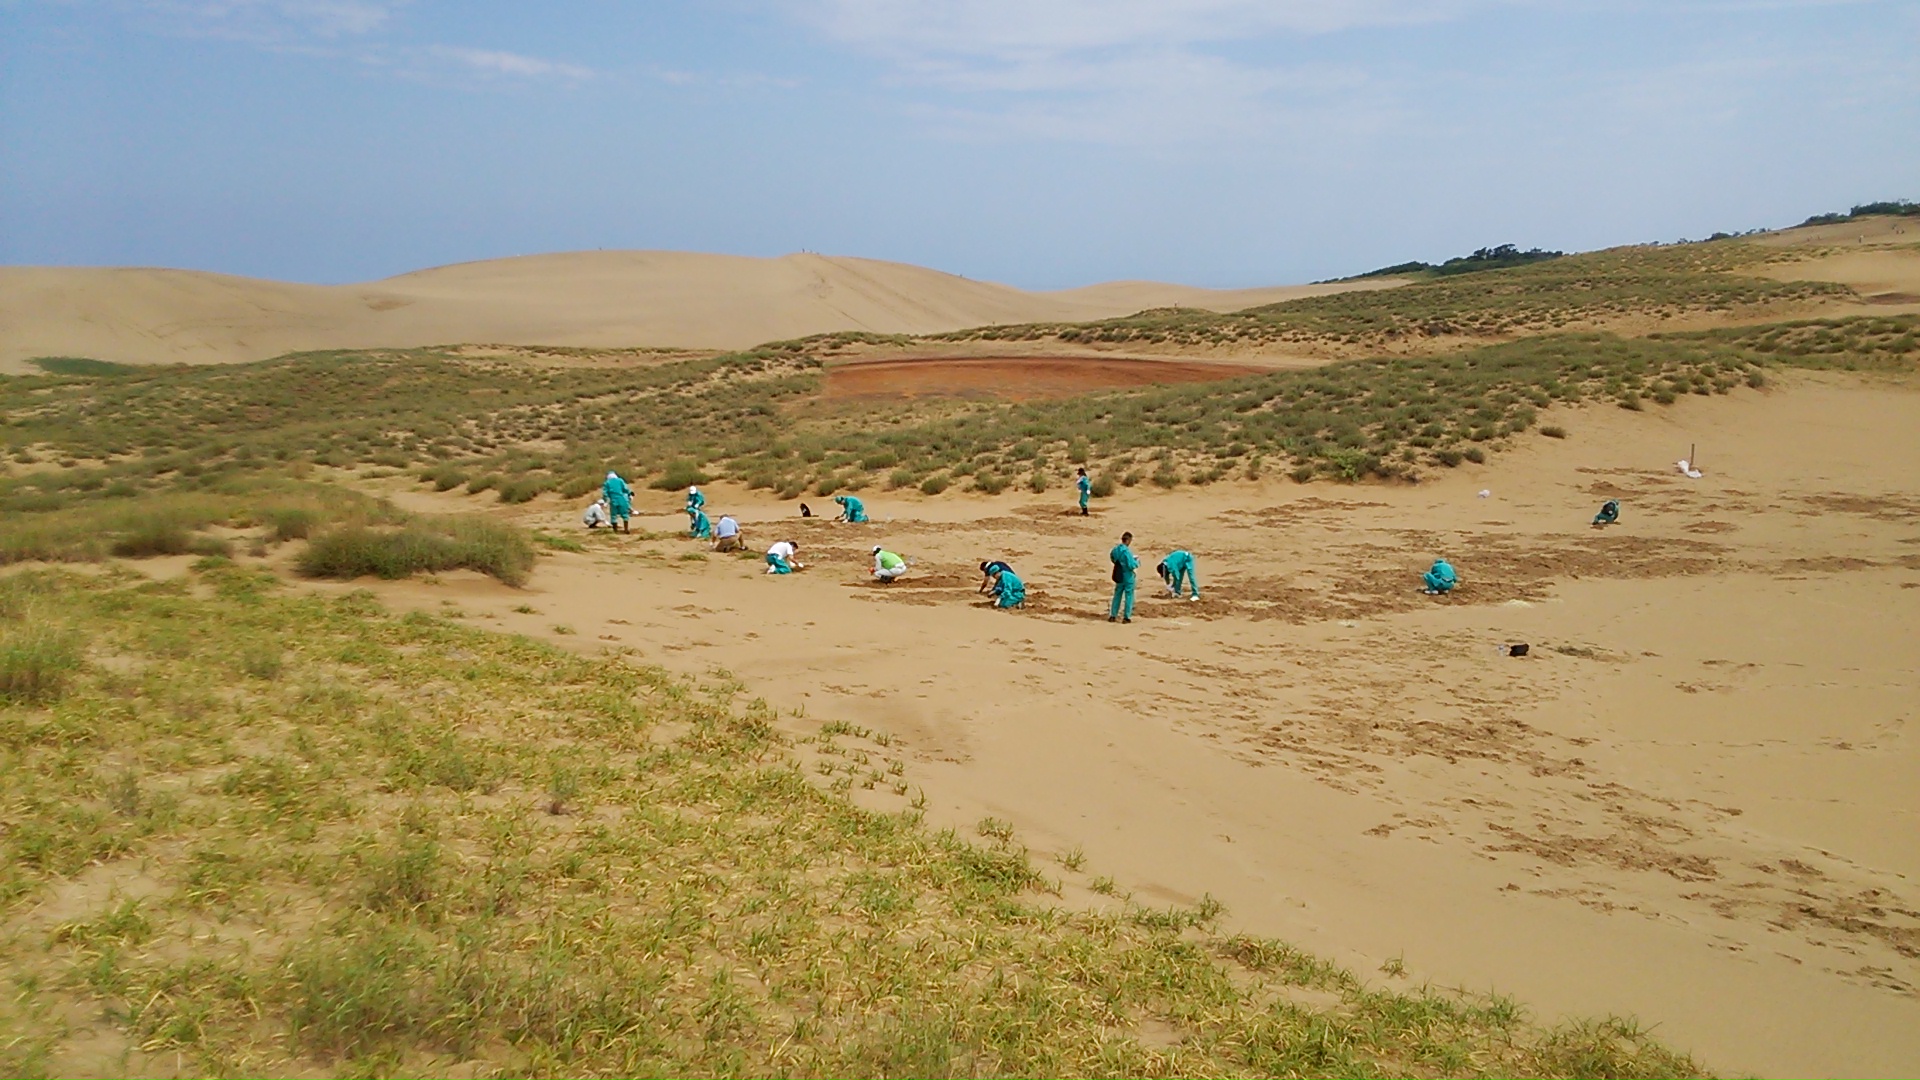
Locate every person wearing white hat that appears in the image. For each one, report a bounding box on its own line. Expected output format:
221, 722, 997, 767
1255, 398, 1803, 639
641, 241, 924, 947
871, 545, 907, 582
602, 471, 634, 533
685, 485, 706, 513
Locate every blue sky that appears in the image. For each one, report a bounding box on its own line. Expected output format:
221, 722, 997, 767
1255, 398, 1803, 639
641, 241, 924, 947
2, 1, 1915, 288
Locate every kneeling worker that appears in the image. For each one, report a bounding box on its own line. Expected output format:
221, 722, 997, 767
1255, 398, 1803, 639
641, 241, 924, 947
1156, 550, 1200, 601
978, 559, 1014, 594
871, 546, 907, 583
713, 514, 742, 552
687, 506, 713, 539
1591, 499, 1620, 528
833, 494, 869, 524
766, 539, 802, 575
988, 564, 1025, 609
583, 498, 610, 529
1422, 557, 1457, 595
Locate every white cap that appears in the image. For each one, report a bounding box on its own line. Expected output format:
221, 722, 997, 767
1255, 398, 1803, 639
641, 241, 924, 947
689, 485, 699, 493
606, 471, 617, 480
872, 545, 882, 554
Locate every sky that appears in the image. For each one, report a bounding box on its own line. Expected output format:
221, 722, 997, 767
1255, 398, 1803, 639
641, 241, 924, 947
1, 0, 1916, 288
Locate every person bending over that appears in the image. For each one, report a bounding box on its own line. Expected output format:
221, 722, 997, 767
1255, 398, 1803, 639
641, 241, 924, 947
766, 540, 802, 575
687, 506, 713, 540
989, 566, 1026, 609
713, 515, 742, 552
1591, 500, 1620, 528
871, 546, 907, 582
833, 494, 869, 524
978, 560, 1014, 594
1156, 550, 1200, 601
582, 498, 610, 529
1422, 558, 1457, 595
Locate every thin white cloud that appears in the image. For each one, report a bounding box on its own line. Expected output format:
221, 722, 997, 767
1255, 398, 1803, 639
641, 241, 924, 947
136, 0, 400, 43
427, 45, 593, 83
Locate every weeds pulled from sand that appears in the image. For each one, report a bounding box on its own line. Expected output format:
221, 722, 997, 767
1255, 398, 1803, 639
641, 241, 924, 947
0, 567, 1704, 1077
931, 242, 1849, 353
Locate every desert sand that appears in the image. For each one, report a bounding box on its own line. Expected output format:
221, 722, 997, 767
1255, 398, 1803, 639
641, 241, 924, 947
0, 251, 1399, 371
298, 366, 1920, 1078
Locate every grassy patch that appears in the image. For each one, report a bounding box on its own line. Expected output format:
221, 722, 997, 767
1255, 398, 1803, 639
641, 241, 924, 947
27, 356, 140, 377
296, 516, 535, 586
0, 570, 1703, 1077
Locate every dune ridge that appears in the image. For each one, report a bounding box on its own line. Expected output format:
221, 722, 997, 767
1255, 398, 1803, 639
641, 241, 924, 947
0, 250, 1395, 370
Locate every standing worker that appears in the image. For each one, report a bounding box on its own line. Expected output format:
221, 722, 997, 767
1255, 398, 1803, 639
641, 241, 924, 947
871, 546, 907, 583
1108, 531, 1139, 623
1076, 468, 1092, 516
833, 494, 869, 524
1156, 550, 1200, 601
687, 506, 713, 540
603, 471, 634, 534
766, 539, 803, 575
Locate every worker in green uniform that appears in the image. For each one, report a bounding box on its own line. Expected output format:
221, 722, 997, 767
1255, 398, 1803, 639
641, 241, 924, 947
1108, 531, 1139, 623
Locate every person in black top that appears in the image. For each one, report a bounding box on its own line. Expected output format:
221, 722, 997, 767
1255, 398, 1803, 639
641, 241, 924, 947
978, 560, 1014, 595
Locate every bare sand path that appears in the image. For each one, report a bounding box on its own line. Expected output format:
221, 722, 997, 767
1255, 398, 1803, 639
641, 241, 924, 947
324, 371, 1920, 1077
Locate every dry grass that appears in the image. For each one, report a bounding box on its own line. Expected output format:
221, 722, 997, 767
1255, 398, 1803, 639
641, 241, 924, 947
0, 568, 1705, 1078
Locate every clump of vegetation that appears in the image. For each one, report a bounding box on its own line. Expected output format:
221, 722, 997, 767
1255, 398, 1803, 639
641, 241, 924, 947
1340, 243, 1566, 281
296, 515, 535, 586
0, 570, 1705, 1077
1801, 199, 1919, 225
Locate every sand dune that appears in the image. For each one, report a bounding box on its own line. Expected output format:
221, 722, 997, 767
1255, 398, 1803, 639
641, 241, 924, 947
0, 251, 1394, 371
335, 370, 1920, 1077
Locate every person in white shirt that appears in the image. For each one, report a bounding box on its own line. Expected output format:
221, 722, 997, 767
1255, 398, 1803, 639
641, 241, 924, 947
765, 540, 802, 575
582, 499, 610, 529
712, 514, 742, 552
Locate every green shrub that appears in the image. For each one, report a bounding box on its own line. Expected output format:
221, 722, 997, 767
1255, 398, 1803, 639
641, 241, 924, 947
1463, 447, 1486, 464
297, 517, 536, 587
652, 459, 710, 491
972, 473, 1009, 495
263, 507, 319, 542
465, 474, 500, 495
1540, 425, 1568, 439
1027, 471, 1048, 494
888, 469, 917, 490
1089, 474, 1115, 498
557, 474, 598, 500
1434, 449, 1465, 467
0, 619, 84, 704
109, 517, 193, 558
497, 477, 547, 504
919, 474, 950, 496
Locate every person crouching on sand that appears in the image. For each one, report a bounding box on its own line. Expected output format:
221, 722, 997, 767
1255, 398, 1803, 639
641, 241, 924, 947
833, 494, 869, 524
713, 514, 742, 552
988, 565, 1025, 609
978, 560, 1014, 594
687, 506, 713, 540
583, 498, 610, 529
1156, 550, 1200, 601
871, 546, 907, 583
766, 540, 802, 575
1422, 557, 1457, 595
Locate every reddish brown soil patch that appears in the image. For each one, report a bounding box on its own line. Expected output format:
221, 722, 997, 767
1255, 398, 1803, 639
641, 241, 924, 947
824, 355, 1266, 401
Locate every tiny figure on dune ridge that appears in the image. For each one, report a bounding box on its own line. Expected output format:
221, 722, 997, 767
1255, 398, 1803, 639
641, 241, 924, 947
1109, 531, 1139, 623
1077, 467, 1092, 516
765, 539, 802, 575
833, 494, 868, 523
1422, 557, 1457, 596
871, 545, 907, 583
1157, 550, 1200, 601
602, 471, 634, 534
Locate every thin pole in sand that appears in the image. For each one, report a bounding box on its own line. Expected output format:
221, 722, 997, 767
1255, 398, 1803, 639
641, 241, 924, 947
1690, 443, 1697, 470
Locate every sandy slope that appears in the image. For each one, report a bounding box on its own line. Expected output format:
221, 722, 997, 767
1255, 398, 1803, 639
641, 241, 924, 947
316, 370, 1920, 1078
0, 251, 1393, 371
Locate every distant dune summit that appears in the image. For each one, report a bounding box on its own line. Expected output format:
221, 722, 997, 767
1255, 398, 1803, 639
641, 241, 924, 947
0, 250, 1390, 370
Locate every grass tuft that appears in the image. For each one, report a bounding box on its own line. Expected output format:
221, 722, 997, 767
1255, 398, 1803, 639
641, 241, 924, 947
297, 516, 535, 586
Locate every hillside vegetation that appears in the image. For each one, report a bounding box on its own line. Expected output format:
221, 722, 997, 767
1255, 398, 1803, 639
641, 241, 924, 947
0, 567, 1703, 1077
